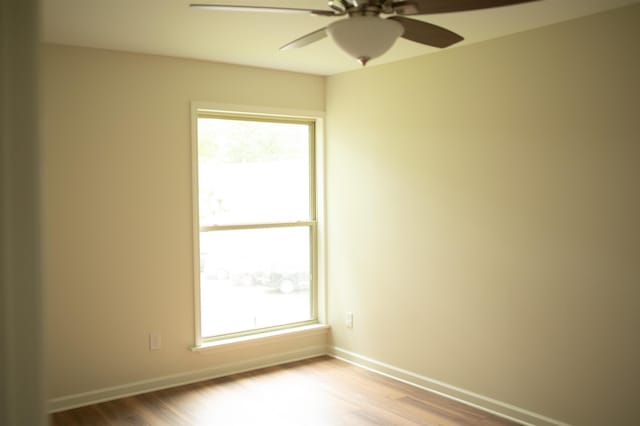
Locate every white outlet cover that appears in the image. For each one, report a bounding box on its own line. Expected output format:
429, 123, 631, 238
149, 332, 162, 351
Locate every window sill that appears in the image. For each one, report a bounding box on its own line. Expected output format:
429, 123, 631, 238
191, 323, 330, 354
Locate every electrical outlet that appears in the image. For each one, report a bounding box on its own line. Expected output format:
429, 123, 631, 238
346, 312, 353, 329
149, 332, 162, 351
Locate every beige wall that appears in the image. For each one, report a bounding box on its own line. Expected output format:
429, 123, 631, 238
41, 45, 326, 400
326, 4, 640, 426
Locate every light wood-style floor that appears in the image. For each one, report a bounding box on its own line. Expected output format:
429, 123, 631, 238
50, 356, 521, 425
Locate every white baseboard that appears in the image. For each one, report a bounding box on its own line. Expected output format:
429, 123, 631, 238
48, 344, 328, 413
329, 346, 570, 426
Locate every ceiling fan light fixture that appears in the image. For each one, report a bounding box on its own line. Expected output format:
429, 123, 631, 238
327, 16, 404, 65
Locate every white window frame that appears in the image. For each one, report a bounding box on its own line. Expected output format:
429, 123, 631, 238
190, 102, 326, 348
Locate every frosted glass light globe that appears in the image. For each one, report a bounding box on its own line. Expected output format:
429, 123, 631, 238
327, 16, 404, 65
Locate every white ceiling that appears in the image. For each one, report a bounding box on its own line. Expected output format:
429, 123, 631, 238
42, 0, 639, 75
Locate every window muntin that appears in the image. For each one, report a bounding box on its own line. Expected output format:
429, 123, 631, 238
195, 112, 317, 341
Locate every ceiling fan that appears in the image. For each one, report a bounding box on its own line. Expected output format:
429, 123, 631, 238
191, 0, 538, 66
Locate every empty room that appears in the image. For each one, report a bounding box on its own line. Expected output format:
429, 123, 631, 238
2, 0, 639, 425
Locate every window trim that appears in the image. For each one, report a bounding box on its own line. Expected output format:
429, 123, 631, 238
190, 102, 326, 348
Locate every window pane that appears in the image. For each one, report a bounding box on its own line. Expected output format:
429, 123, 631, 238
197, 117, 310, 226
200, 227, 312, 338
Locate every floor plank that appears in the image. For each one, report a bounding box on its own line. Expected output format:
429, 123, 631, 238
50, 356, 521, 426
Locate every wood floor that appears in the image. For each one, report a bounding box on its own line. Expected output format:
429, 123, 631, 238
50, 356, 521, 426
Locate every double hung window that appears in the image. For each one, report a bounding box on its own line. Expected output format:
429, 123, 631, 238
193, 107, 320, 343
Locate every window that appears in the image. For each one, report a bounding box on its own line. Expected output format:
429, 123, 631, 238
192, 105, 322, 345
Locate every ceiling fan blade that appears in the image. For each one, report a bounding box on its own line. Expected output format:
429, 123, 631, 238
280, 27, 328, 51
389, 16, 463, 48
393, 0, 538, 15
189, 4, 336, 17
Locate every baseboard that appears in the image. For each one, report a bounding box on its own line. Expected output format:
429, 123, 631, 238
48, 344, 328, 413
329, 347, 570, 426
